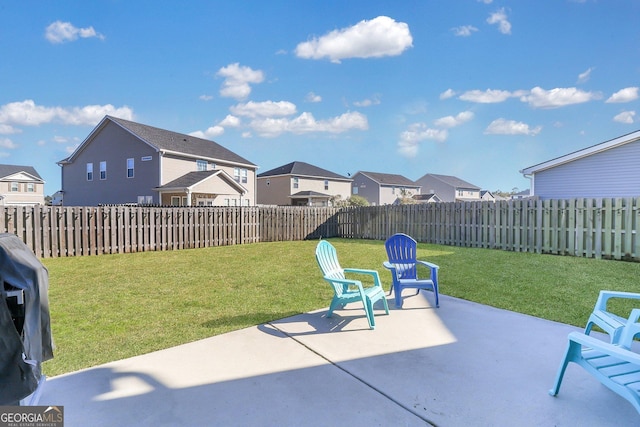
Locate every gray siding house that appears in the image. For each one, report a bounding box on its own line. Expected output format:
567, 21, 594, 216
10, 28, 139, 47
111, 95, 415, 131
257, 161, 351, 206
520, 130, 640, 200
414, 173, 481, 202
58, 116, 257, 206
351, 171, 420, 205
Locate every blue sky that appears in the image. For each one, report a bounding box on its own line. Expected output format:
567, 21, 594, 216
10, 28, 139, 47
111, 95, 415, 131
1, 1, 639, 196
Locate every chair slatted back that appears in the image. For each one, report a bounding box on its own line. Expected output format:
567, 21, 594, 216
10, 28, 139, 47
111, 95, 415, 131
385, 233, 418, 279
315, 241, 347, 296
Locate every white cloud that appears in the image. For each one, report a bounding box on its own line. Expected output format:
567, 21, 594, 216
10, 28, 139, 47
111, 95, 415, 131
305, 92, 322, 103
45, 21, 104, 44
199, 94, 213, 101
250, 111, 368, 137
487, 8, 511, 35
397, 123, 448, 158
219, 114, 241, 127
230, 101, 297, 118
577, 67, 594, 84
295, 16, 413, 63
613, 111, 636, 124
353, 95, 381, 107
440, 89, 456, 100
478, 0, 493, 3
485, 118, 541, 136
434, 111, 474, 128
0, 100, 133, 127
216, 63, 264, 100
459, 89, 515, 103
0, 124, 20, 134
189, 126, 224, 139
451, 25, 478, 37
0, 138, 17, 149
521, 87, 599, 108
606, 87, 639, 103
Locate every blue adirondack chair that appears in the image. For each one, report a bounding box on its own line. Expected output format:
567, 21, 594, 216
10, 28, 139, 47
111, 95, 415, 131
315, 240, 389, 329
383, 233, 439, 308
584, 290, 640, 344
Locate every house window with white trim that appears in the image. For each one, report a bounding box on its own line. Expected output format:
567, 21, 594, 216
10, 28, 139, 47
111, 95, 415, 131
293, 177, 299, 189
324, 180, 329, 190
241, 168, 247, 184
10, 182, 18, 192
86, 163, 93, 181
27, 183, 34, 192
127, 158, 134, 178
100, 161, 107, 180
234, 168, 240, 182
197, 160, 207, 171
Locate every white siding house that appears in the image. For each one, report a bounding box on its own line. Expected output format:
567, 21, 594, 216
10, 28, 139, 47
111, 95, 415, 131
520, 130, 640, 200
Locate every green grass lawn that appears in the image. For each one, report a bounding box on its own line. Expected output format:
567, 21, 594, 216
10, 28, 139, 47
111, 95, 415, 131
41, 238, 640, 377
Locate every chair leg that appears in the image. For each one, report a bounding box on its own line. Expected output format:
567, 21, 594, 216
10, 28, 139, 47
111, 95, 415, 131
394, 284, 403, 308
549, 340, 578, 396
364, 297, 375, 329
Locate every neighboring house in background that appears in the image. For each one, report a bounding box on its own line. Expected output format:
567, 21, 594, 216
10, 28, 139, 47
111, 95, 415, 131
511, 189, 532, 200
351, 171, 421, 206
256, 161, 351, 206
480, 190, 497, 202
520, 130, 640, 200
414, 173, 481, 203
0, 164, 45, 206
412, 193, 442, 204
58, 116, 257, 206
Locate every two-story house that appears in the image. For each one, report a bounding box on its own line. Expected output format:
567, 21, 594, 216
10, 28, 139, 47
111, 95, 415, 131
351, 171, 420, 206
256, 161, 351, 206
0, 165, 45, 206
58, 116, 258, 206
414, 173, 481, 202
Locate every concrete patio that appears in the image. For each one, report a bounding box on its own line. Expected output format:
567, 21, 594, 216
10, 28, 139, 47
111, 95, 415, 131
39, 293, 638, 426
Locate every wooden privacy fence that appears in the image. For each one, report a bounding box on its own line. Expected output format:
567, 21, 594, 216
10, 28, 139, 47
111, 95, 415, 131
339, 198, 640, 261
0, 206, 340, 258
1, 198, 639, 261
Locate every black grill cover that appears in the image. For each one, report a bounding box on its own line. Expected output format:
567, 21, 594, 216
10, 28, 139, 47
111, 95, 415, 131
0, 233, 53, 404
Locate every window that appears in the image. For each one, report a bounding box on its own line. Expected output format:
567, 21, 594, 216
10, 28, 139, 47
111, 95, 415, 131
141, 156, 152, 162
138, 195, 153, 205
234, 168, 240, 182
196, 160, 207, 171
392, 186, 396, 194
293, 177, 299, 189
10, 182, 18, 192
324, 180, 329, 190
352, 186, 358, 195
171, 196, 181, 206
241, 168, 247, 184
100, 161, 107, 180
127, 158, 134, 178
457, 189, 464, 197
86, 163, 93, 181
27, 183, 34, 192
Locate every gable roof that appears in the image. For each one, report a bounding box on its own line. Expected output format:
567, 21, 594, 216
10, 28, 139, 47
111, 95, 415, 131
355, 171, 419, 187
62, 116, 256, 168
416, 173, 480, 190
0, 164, 43, 181
520, 129, 640, 175
257, 161, 350, 180
156, 170, 246, 193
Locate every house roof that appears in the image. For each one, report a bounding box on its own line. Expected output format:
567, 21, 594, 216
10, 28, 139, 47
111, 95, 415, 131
62, 116, 257, 168
257, 161, 350, 180
355, 171, 419, 187
290, 190, 331, 199
520, 129, 640, 175
0, 164, 43, 181
156, 170, 246, 193
417, 173, 480, 190
413, 193, 440, 202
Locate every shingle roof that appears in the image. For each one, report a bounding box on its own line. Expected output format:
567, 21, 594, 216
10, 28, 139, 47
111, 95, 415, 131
108, 116, 256, 167
0, 164, 43, 181
418, 173, 480, 190
258, 161, 350, 180
290, 190, 331, 198
157, 170, 219, 189
356, 171, 418, 187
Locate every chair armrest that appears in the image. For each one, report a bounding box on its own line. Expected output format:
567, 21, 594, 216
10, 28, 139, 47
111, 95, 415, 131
416, 260, 439, 271
595, 290, 640, 311
568, 331, 640, 366
343, 268, 382, 287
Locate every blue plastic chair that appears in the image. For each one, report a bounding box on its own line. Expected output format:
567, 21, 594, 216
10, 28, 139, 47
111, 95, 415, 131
584, 290, 640, 344
315, 240, 389, 329
383, 233, 439, 308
